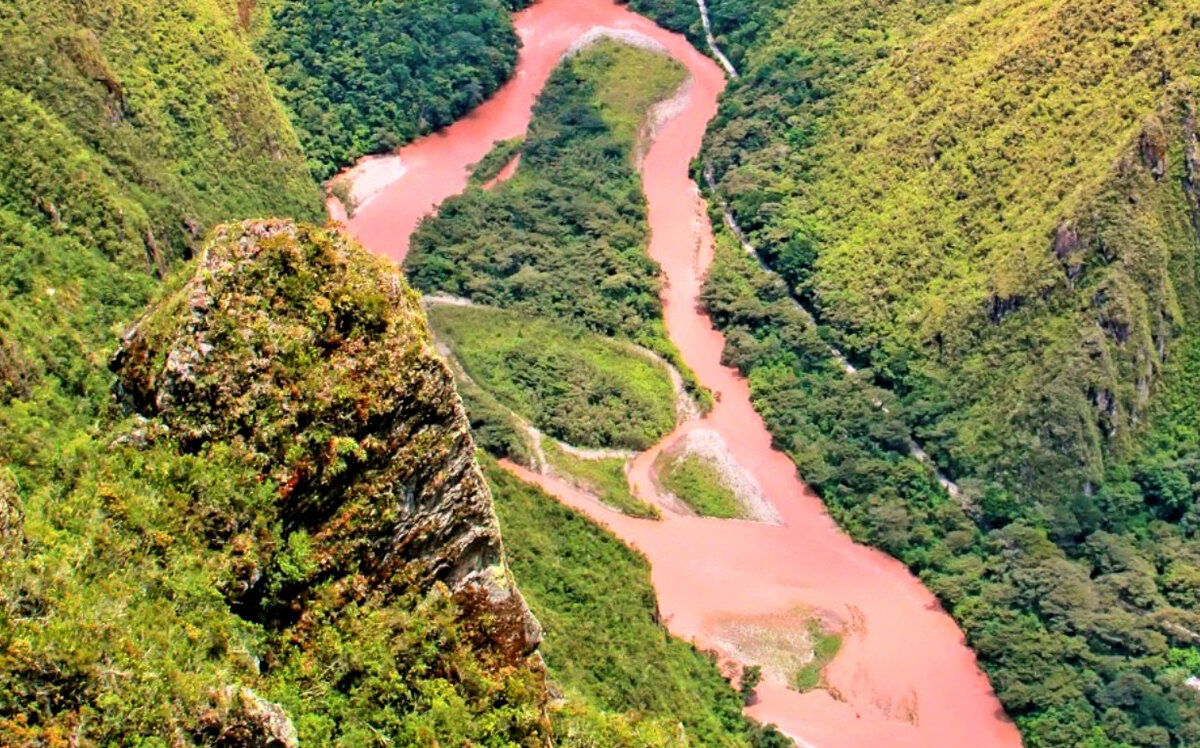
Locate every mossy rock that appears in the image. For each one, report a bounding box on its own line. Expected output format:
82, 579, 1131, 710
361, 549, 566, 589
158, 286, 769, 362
111, 220, 538, 654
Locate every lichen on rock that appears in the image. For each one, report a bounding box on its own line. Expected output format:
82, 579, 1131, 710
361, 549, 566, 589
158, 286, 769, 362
111, 219, 539, 653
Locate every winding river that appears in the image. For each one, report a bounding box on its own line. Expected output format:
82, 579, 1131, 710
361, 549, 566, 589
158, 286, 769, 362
330, 1, 1022, 745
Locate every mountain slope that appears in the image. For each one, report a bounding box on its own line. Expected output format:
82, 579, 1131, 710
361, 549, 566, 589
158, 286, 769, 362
0, 2, 554, 743
662, 0, 1200, 745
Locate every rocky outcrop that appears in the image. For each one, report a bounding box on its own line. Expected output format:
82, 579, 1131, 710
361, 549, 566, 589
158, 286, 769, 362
1140, 114, 1169, 180
111, 219, 539, 656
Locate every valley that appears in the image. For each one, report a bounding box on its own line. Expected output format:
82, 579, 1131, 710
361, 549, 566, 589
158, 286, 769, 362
332, 1, 1019, 744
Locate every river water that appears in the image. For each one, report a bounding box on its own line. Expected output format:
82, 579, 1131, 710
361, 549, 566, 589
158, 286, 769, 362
331, 1, 1022, 745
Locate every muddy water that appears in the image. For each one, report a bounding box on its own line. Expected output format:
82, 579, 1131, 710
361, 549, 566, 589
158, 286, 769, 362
334, 1, 1021, 745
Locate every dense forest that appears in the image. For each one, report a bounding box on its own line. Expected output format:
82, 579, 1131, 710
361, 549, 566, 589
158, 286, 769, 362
409, 41, 704, 401
408, 42, 681, 347
257, 0, 534, 178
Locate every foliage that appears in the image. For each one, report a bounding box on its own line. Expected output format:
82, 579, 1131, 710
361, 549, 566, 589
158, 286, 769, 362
0, 220, 551, 745
656, 452, 743, 519
701, 235, 1200, 746
543, 441, 660, 520
739, 665, 762, 705
641, 0, 1200, 743
791, 625, 841, 693
408, 41, 685, 349
259, 0, 532, 179
429, 304, 677, 450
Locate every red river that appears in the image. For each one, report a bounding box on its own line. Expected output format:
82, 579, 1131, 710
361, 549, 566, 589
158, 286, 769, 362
330, 1, 1023, 745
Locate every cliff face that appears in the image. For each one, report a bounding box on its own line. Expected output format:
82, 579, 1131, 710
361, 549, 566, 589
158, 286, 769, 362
112, 219, 540, 656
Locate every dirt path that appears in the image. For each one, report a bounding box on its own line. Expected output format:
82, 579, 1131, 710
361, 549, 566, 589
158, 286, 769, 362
333, 2, 1020, 745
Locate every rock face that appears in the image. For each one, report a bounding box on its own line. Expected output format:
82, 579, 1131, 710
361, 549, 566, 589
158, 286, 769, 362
111, 219, 539, 656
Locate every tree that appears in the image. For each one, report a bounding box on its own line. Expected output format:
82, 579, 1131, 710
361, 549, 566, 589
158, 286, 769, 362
740, 665, 762, 705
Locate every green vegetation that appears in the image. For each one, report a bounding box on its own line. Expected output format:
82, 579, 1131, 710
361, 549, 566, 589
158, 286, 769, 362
485, 458, 785, 747
738, 665, 762, 705
0, 2, 553, 740
258, 0, 534, 179
543, 441, 660, 519
576, 41, 687, 147
408, 41, 684, 349
0, 220, 551, 744
471, 137, 526, 185
657, 452, 743, 519
791, 625, 841, 693
0, 1, 794, 744
456, 369, 541, 467
703, 226, 1200, 746
429, 304, 677, 450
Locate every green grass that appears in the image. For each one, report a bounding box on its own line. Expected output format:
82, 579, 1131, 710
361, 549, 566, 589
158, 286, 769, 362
428, 304, 676, 450
656, 452, 743, 519
791, 625, 842, 693
543, 440, 661, 519
483, 457, 757, 747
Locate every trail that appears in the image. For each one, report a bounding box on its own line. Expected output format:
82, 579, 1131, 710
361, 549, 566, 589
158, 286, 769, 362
694, 0, 739, 79
331, 1, 1019, 745
702, 165, 965, 501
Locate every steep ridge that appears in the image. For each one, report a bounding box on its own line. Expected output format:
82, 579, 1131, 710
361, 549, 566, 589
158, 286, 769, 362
111, 220, 538, 650
1, 218, 553, 744
0, 1, 557, 742
333, 0, 1019, 745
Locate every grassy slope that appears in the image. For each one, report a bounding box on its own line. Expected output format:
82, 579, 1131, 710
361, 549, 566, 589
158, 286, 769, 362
430, 304, 677, 451
704, 0, 1200, 509
543, 441, 661, 520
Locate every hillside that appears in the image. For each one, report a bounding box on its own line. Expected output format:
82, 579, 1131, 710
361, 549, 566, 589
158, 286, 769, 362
637, 0, 1200, 744
1, 218, 553, 744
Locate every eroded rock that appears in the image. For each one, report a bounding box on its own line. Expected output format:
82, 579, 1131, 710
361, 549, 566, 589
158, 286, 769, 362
111, 219, 539, 653
1140, 113, 1168, 180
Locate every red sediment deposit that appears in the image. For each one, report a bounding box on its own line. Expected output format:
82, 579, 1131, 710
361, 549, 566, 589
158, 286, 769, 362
334, 1, 1022, 745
